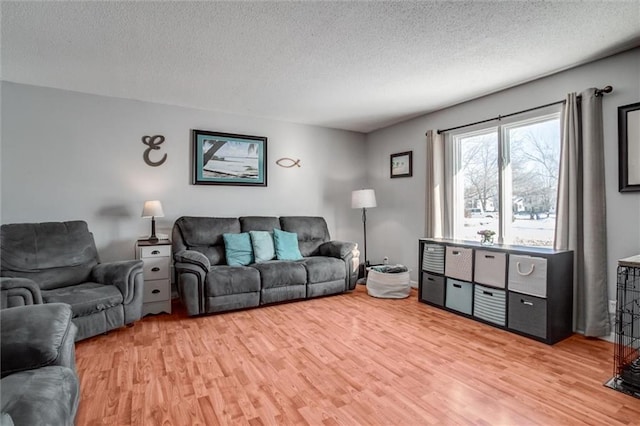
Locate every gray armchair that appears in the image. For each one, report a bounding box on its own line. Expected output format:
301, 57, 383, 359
0, 220, 144, 341
1, 303, 80, 426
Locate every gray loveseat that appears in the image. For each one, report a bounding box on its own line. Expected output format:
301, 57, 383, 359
172, 216, 360, 316
1, 303, 80, 426
0, 220, 144, 341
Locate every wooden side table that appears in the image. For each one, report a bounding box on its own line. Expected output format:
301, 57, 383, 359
135, 239, 172, 316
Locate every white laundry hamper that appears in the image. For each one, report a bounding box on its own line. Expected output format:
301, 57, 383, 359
366, 269, 411, 299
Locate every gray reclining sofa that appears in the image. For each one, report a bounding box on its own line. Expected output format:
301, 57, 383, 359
172, 216, 360, 316
1, 303, 80, 426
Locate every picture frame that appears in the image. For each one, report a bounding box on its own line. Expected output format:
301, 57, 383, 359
191, 130, 267, 186
390, 151, 413, 178
618, 102, 640, 192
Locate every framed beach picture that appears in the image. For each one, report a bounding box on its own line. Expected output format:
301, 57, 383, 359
191, 130, 267, 186
390, 151, 413, 178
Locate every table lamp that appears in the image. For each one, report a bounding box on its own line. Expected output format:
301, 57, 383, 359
141, 200, 164, 243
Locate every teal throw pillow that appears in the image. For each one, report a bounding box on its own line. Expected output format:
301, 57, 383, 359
223, 232, 254, 266
249, 230, 275, 263
273, 228, 303, 261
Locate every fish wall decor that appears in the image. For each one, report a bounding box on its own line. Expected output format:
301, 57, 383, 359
276, 158, 301, 168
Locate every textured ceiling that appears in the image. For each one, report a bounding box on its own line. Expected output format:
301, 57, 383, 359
2, 1, 640, 133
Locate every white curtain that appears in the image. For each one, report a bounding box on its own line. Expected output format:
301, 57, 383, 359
425, 130, 452, 238
555, 89, 610, 337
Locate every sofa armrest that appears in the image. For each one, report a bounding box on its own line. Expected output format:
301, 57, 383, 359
1, 303, 77, 378
91, 260, 143, 304
318, 241, 360, 291
174, 249, 211, 272
318, 241, 358, 259
173, 251, 209, 316
0, 277, 43, 308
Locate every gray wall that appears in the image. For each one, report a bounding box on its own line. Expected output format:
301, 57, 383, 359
1, 82, 368, 261
365, 47, 640, 298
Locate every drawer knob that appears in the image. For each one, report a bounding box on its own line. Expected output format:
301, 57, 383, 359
152, 289, 160, 294
452, 251, 460, 255
453, 283, 462, 288
516, 261, 535, 276
151, 267, 160, 272
521, 299, 534, 306
483, 290, 493, 296
485, 255, 495, 259
427, 277, 434, 282
151, 250, 160, 255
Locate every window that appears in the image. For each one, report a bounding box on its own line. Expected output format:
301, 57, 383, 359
451, 109, 561, 247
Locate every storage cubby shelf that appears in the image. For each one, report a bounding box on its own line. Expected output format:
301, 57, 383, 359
418, 238, 574, 345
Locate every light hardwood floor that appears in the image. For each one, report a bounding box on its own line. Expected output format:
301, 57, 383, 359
75, 286, 640, 425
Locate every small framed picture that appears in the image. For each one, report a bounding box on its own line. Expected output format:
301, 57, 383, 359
191, 130, 267, 186
390, 151, 413, 178
618, 102, 640, 192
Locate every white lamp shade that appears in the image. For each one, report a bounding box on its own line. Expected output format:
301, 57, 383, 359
141, 200, 164, 218
351, 189, 377, 209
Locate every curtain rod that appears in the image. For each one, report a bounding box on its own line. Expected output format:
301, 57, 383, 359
432, 85, 612, 135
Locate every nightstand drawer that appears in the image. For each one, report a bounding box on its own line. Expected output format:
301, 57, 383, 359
142, 257, 170, 280
140, 245, 171, 258
144, 279, 170, 303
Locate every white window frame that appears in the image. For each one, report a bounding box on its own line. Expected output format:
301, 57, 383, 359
447, 105, 562, 246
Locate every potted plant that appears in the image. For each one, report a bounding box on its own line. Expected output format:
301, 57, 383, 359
477, 229, 496, 245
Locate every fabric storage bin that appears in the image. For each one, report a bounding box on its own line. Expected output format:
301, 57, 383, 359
473, 284, 506, 326
421, 272, 445, 306
445, 278, 473, 315
367, 270, 411, 299
445, 246, 473, 282
474, 250, 506, 288
508, 292, 547, 338
422, 244, 445, 274
508, 255, 548, 297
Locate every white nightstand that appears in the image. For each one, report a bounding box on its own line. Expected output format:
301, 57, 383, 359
135, 239, 172, 316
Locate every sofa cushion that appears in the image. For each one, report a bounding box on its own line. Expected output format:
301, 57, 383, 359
206, 266, 261, 297
173, 217, 240, 266
249, 231, 275, 263
299, 256, 346, 284
280, 217, 330, 257
41, 283, 123, 318
223, 233, 254, 266
0, 366, 79, 426
240, 216, 281, 232
273, 229, 303, 261
1, 221, 99, 289
251, 261, 307, 289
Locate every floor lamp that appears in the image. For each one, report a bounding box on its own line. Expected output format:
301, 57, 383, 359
352, 189, 377, 284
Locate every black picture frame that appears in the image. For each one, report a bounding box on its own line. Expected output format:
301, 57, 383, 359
191, 130, 267, 186
618, 102, 640, 192
390, 151, 413, 178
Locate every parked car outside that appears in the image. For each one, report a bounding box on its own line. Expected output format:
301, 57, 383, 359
466, 208, 496, 218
